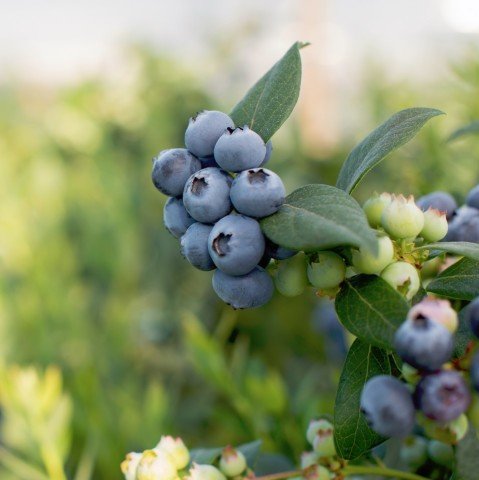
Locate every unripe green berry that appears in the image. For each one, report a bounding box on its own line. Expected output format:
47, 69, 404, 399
306, 419, 336, 458
427, 440, 454, 467
401, 363, 420, 385
399, 436, 428, 468
408, 297, 458, 333
363, 192, 392, 228
219, 447, 246, 477
307, 252, 346, 289
300, 451, 318, 469
420, 208, 448, 242
274, 254, 308, 297
137, 450, 178, 480
121, 452, 142, 480
156, 436, 190, 470
380, 261, 420, 300
381, 194, 424, 239
352, 236, 394, 275
419, 413, 468, 444
188, 464, 227, 480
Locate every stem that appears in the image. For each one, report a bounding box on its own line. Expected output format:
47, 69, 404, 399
254, 470, 302, 480
344, 465, 429, 480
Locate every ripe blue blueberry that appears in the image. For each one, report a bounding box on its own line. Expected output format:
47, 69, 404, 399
152, 148, 201, 197
445, 205, 479, 242
260, 140, 273, 166
208, 214, 265, 276
417, 191, 457, 220
467, 297, 479, 338
394, 315, 453, 371
184, 110, 234, 158
414, 370, 471, 422
180, 223, 215, 271
214, 126, 266, 172
212, 267, 274, 309
199, 155, 220, 168
466, 184, 479, 209
230, 168, 286, 218
470, 352, 479, 392
163, 197, 196, 239
360, 375, 415, 438
264, 239, 297, 260
183, 168, 232, 223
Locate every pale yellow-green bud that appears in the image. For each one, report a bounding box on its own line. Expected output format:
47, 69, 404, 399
156, 436, 190, 470
352, 236, 394, 275
121, 452, 142, 480
381, 194, 424, 239
219, 446, 246, 477
137, 450, 178, 480
363, 192, 392, 228
187, 464, 227, 480
381, 261, 420, 300
420, 208, 448, 242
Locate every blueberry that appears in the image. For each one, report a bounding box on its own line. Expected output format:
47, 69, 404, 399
214, 126, 266, 172
414, 370, 470, 422
467, 297, 479, 338
427, 440, 454, 467
183, 168, 232, 223
163, 197, 196, 239
307, 251, 346, 290
212, 267, 274, 309
417, 191, 457, 220
199, 155, 220, 168
466, 184, 479, 209
394, 315, 453, 371
471, 352, 479, 392
230, 168, 286, 218
274, 253, 308, 297
152, 148, 201, 197
180, 223, 215, 271
260, 140, 273, 166
264, 239, 297, 260
399, 436, 428, 468
208, 214, 265, 276
445, 205, 479, 242
184, 110, 234, 158
360, 375, 415, 438
352, 235, 394, 275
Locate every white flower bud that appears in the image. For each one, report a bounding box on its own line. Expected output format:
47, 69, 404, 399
156, 436, 190, 470
121, 452, 142, 480
137, 449, 178, 480
187, 464, 227, 480
219, 446, 247, 477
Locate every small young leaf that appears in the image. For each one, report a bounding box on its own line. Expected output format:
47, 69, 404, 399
336, 108, 444, 194
335, 275, 410, 350
448, 120, 479, 142
415, 242, 479, 261
237, 440, 262, 468
230, 42, 308, 142
334, 339, 391, 460
455, 423, 479, 480
260, 184, 378, 253
427, 257, 479, 301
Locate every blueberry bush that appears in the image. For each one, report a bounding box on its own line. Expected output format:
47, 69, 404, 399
128, 42, 479, 480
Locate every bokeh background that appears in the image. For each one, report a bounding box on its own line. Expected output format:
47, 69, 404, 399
1, 0, 479, 478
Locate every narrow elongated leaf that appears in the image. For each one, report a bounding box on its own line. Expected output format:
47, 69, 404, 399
261, 184, 378, 253
456, 424, 479, 480
448, 120, 479, 142
237, 440, 262, 467
189, 447, 223, 464
427, 257, 479, 300
230, 42, 308, 142
336, 108, 444, 194
454, 306, 474, 358
415, 242, 479, 261
334, 339, 391, 460
335, 275, 410, 349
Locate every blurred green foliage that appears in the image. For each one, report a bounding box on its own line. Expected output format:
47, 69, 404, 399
0, 44, 479, 479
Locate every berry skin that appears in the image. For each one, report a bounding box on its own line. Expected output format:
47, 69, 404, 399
399, 436, 428, 469
380, 261, 420, 301
381, 194, 424, 239
408, 297, 458, 333
307, 252, 346, 290
360, 375, 415, 438
363, 192, 392, 228
185, 110, 234, 158
260, 140, 273, 166
420, 208, 448, 242
199, 155, 220, 168
188, 464, 227, 480
219, 446, 247, 477
274, 253, 308, 297
445, 206, 479, 242
214, 126, 266, 172
163, 197, 196, 239
470, 351, 479, 392
183, 168, 232, 224
230, 168, 286, 218
467, 297, 479, 338
155, 436, 190, 470
152, 148, 201, 197
466, 184, 479, 209
180, 223, 215, 271
394, 315, 453, 371
208, 214, 265, 276
212, 267, 274, 309
264, 239, 297, 260
417, 191, 457, 221
414, 370, 471, 422
427, 440, 454, 467
352, 236, 394, 275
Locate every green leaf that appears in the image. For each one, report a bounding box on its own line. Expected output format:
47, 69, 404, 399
254, 454, 295, 475
189, 447, 223, 464
427, 257, 479, 301
448, 120, 479, 142
455, 305, 474, 358
415, 242, 479, 261
260, 184, 378, 253
230, 42, 308, 142
335, 275, 410, 349
237, 440, 262, 468
336, 108, 444, 194
455, 423, 479, 480
334, 339, 391, 460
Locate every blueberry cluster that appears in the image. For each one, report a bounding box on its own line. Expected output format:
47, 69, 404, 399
152, 110, 291, 309
360, 295, 477, 441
